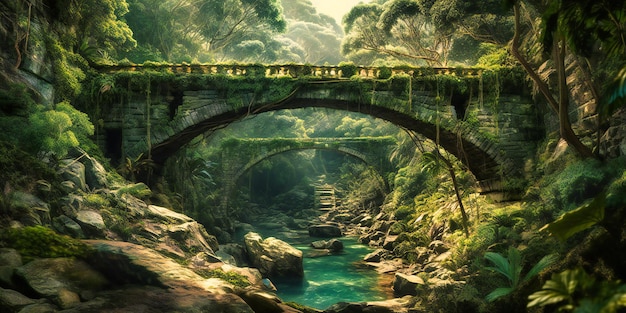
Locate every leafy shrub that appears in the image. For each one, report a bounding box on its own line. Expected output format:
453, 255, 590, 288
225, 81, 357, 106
338, 61, 358, 77
1, 226, 92, 261
483, 247, 558, 302
528, 268, 626, 312
394, 205, 415, 221
542, 159, 611, 211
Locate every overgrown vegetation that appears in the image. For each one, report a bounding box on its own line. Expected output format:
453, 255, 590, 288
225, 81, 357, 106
0, 226, 93, 262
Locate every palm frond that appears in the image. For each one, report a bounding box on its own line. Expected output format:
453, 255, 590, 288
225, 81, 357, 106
523, 253, 559, 283
486, 287, 514, 302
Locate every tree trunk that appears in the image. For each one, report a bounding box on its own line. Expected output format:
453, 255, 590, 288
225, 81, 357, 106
510, 2, 594, 159
438, 151, 470, 238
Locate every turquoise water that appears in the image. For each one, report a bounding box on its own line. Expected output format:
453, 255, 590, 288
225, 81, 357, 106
272, 237, 388, 310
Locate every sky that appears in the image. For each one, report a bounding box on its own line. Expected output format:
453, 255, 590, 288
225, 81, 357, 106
309, 0, 371, 24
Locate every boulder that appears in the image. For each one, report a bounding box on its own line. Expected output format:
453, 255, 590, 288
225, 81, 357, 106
0, 248, 22, 289
218, 243, 247, 266
0, 248, 22, 267
167, 221, 219, 253
310, 239, 344, 252
308, 224, 342, 238
11, 191, 50, 226
59, 160, 87, 191
75, 210, 106, 237
243, 232, 303, 279
52, 215, 84, 238
392, 272, 425, 297
80, 154, 108, 189
0, 287, 37, 312
14, 257, 108, 308
382, 235, 398, 250
363, 249, 386, 263
80, 240, 254, 313
146, 205, 193, 224
237, 290, 302, 313
325, 301, 395, 313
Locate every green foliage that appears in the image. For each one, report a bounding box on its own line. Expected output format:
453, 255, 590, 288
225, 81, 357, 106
0, 141, 58, 194
115, 183, 152, 199
195, 269, 250, 288
528, 268, 626, 312
542, 159, 611, 212
338, 62, 358, 78
20, 101, 95, 158
484, 247, 558, 302
84, 193, 110, 208
0, 82, 37, 116
476, 43, 512, 68
1, 226, 92, 262
394, 205, 415, 222
540, 193, 606, 241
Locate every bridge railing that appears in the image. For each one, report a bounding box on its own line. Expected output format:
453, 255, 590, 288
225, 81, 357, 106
96, 63, 485, 79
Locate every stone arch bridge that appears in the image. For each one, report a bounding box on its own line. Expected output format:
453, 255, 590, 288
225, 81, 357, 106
90, 63, 542, 199
218, 137, 397, 207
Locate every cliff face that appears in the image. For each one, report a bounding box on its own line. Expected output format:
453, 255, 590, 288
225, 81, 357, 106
1, 1, 55, 105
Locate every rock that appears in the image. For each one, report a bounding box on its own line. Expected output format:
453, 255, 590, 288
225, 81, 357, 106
59, 160, 87, 191
11, 191, 50, 226
146, 205, 193, 223
80, 153, 108, 189
0, 287, 37, 312
0, 248, 22, 267
15, 258, 107, 300
382, 235, 398, 250
55, 288, 80, 309
392, 272, 425, 297
325, 301, 396, 313
310, 240, 328, 249
428, 240, 448, 254
18, 302, 57, 313
308, 224, 342, 238
243, 232, 304, 279
81, 240, 253, 313
363, 249, 386, 263
238, 290, 302, 313
310, 239, 343, 252
52, 215, 84, 238
0, 248, 22, 289
75, 210, 105, 237
167, 221, 219, 253
219, 243, 247, 266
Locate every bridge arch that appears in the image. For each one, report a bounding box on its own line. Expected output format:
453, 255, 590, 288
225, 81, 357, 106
219, 137, 396, 207
93, 65, 539, 198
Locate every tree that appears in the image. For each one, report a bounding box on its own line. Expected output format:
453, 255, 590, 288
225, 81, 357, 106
341, 0, 514, 66
124, 0, 286, 62
54, 0, 136, 59
419, 149, 470, 237
505, 0, 626, 158
342, 1, 443, 66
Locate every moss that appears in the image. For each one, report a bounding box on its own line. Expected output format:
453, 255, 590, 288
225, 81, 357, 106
115, 183, 152, 199
1, 226, 92, 262
84, 193, 110, 208
195, 268, 250, 288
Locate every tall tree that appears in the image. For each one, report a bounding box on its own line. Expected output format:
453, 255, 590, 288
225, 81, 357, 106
124, 0, 286, 62
505, 0, 626, 158
341, 0, 514, 66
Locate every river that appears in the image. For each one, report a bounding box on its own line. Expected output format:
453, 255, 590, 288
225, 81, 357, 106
240, 225, 390, 310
